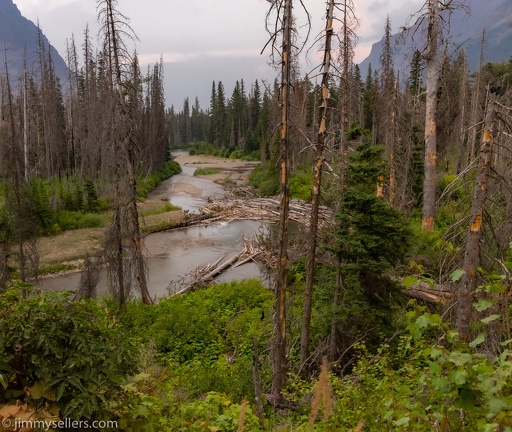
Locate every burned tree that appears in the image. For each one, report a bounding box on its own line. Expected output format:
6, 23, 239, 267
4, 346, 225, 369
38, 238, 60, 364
97, 0, 152, 305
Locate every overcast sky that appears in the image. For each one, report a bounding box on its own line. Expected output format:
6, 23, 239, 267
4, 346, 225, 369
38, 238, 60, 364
14, 0, 425, 109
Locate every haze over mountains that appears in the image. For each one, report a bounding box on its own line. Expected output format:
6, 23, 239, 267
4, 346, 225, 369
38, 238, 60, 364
359, 0, 512, 75
0, 0, 67, 84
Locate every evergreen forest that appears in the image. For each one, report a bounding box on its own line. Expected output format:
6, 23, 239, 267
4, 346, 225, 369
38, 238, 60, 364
2, 0, 512, 430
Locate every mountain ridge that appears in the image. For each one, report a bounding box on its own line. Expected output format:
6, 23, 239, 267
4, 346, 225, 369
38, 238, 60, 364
359, 0, 512, 76
0, 0, 68, 84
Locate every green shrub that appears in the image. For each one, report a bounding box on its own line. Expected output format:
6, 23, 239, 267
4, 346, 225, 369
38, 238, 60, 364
248, 164, 279, 196
289, 169, 313, 201
56, 211, 103, 231
229, 149, 244, 159
0, 284, 138, 420
120, 279, 273, 399
136, 160, 182, 199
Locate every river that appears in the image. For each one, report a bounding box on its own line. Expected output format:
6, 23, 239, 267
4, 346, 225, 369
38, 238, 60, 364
40, 152, 273, 298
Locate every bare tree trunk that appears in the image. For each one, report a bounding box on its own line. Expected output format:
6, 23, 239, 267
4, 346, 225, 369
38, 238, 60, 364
272, 0, 293, 402
469, 30, 485, 161
456, 57, 468, 174
389, 79, 398, 205
4, 53, 27, 283
422, 0, 440, 232
300, 0, 334, 370
456, 89, 498, 340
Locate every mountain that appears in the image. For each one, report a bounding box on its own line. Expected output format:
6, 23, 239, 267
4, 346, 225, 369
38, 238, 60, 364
359, 0, 512, 75
0, 0, 68, 84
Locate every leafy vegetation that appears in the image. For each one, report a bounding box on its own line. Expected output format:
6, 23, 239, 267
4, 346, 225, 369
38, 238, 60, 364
2, 266, 512, 430
0, 283, 138, 421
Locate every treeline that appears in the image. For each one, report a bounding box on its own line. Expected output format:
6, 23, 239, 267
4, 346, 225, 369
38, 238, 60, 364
0, 32, 167, 183
167, 79, 270, 158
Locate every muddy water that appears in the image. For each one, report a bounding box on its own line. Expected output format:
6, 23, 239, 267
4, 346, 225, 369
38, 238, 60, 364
40, 220, 273, 298
40, 154, 274, 298
168, 164, 227, 213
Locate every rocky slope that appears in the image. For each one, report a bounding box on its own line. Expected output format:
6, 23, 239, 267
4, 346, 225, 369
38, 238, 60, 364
0, 0, 68, 83
359, 0, 512, 74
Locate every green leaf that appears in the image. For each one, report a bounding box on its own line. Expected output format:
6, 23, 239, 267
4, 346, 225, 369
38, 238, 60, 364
393, 416, 410, 427
429, 362, 442, 375
450, 269, 465, 282
432, 377, 450, 391
450, 369, 468, 386
403, 276, 419, 288
469, 333, 486, 348
481, 314, 501, 325
488, 396, 511, 414
474, 299, 494, 312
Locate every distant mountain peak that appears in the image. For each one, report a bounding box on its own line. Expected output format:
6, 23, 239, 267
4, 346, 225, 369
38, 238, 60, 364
359, 0, 512, 76
0, 0, 68, 83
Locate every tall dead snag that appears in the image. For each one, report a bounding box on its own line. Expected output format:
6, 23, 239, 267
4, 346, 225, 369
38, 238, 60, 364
300, 0, 334, 369
421, 0, 441, 232
97, 0, 152, 305
272, 0, 293, 402
456, 89, 498, 340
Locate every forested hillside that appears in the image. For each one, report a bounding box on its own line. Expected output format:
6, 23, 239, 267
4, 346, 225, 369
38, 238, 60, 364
2, 0, 512, 430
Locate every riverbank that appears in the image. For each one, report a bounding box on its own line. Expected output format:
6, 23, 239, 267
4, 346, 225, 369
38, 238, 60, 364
38, 153, 259, 276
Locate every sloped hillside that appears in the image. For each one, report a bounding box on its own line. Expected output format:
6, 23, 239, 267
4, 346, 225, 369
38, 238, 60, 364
359, 0, 512, 73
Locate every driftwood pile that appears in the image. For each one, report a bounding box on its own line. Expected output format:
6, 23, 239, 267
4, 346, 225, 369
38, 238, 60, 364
198, 197, 334, 228
168, 236, 277, 296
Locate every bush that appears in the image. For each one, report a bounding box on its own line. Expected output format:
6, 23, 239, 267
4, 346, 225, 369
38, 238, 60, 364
120, 279, 273, 399
248, 164, 279, 196
0, 284, 138, 421
229, 149, 244, 159
289, 169, 313, 201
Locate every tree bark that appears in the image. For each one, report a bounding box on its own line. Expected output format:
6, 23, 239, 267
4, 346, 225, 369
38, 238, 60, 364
456, 90, 497, 340
300, 0, 334, 370
272, 0, 293, 403
422, 0, 440, 232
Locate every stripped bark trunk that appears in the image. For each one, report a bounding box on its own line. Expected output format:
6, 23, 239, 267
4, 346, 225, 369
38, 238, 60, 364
272, 0, 293, 402
422, 0, 440, 232
100, 0, 151, 304
456, 90, 498, 340
389, 79, 398, 205
300, 0, 334, 369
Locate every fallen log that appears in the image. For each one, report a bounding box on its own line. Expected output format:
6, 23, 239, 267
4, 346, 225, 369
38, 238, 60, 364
403, 280, 454, 305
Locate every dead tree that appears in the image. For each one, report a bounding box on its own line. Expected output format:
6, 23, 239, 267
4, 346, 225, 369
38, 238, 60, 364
272, 0, 293, 402
97, 0, 152, 305
421, 0, 441, 232
456, 88, 498, 340
300, 0, 335, 370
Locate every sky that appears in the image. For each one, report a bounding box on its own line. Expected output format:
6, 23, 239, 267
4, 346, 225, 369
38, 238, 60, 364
14, 0, 425, 110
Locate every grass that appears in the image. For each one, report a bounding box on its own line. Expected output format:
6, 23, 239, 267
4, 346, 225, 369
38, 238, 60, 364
140, 201, 181, 217
193, 167, 222, 176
